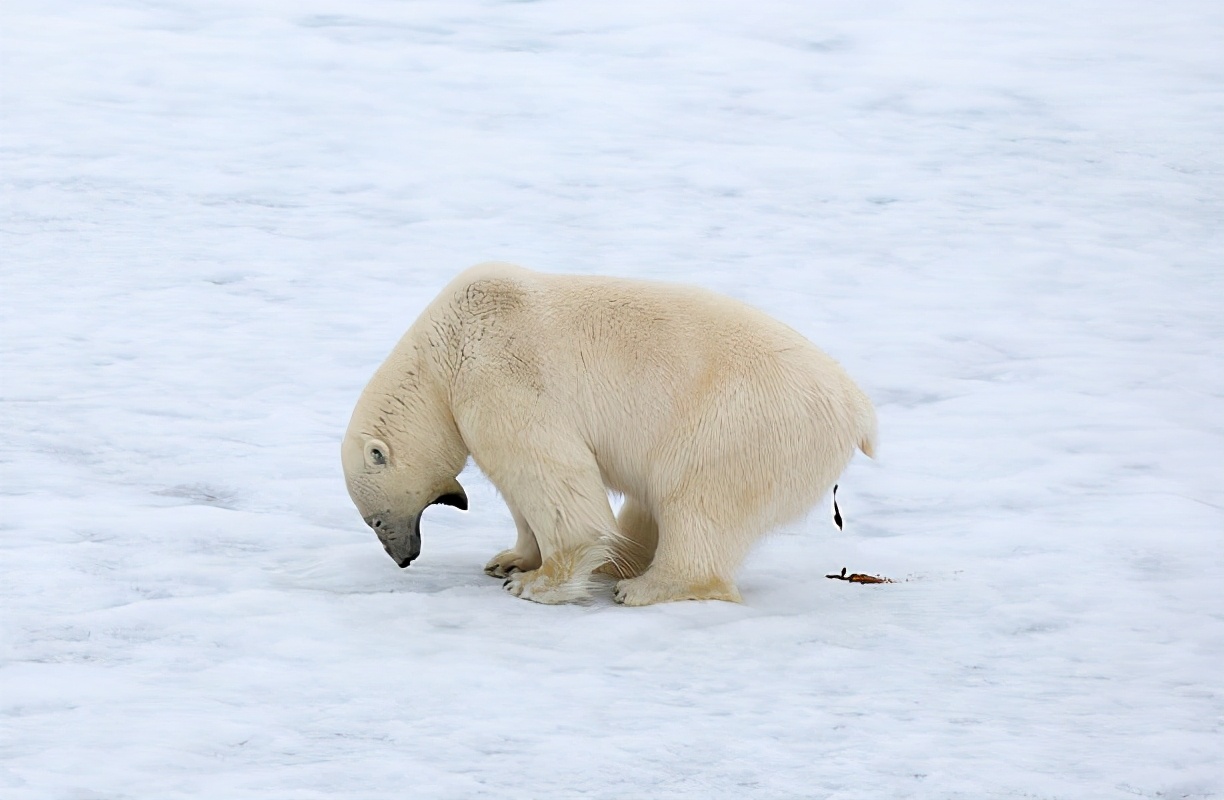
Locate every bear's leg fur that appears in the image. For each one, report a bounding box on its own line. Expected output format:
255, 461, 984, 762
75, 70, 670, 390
613, 503, 754, 606
484, 506, 542, 578
491, 445, 621, 604
597, 496, 658, 579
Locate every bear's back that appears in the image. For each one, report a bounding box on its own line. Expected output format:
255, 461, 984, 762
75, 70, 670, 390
441, 264, 873, 503
447, 263, 838, 394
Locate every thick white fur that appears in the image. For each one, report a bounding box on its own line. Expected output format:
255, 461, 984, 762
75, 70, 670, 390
343, 262, 876, 605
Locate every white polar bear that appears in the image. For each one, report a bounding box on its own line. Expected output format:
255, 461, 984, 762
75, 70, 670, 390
341, 263, 876, 606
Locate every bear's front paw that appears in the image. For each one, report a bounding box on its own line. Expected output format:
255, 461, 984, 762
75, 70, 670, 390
503, 567, 592, 605
484, 548, 542, 578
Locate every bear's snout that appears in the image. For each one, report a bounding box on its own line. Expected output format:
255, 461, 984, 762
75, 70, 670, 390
365, 513, 423, 568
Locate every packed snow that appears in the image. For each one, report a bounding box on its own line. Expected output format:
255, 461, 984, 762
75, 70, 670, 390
2, 0, 1222, 797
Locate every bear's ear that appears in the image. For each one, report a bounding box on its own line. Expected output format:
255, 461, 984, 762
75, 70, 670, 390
364, 439, 390, 468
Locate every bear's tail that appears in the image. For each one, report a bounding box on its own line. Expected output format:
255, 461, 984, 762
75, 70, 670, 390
857, 397, 879, 459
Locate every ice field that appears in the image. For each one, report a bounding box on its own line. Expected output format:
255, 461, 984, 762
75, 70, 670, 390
2, 0, 1222, 797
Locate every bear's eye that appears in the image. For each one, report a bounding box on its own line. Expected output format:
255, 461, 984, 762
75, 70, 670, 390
369, 447, 386, 466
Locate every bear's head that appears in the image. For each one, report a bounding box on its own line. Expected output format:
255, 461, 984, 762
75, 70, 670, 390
341, 351, 468, 568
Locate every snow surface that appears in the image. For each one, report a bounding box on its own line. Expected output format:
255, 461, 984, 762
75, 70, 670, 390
2, 0, 1222, 797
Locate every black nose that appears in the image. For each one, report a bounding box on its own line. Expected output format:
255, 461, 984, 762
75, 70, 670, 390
396, 556, 413, 568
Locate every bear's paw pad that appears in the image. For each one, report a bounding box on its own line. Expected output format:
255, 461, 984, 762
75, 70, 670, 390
614, 574, 743, 606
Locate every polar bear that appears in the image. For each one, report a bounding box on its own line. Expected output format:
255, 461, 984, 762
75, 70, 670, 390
341, 262, 876, 606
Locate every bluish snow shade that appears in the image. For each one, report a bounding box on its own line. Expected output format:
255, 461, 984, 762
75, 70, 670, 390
2, 1, 1222, 798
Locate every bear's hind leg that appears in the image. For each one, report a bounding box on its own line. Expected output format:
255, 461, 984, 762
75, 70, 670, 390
484, 507, 542, 578
613, 507, 753, 606
597, 496, 658, 579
